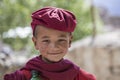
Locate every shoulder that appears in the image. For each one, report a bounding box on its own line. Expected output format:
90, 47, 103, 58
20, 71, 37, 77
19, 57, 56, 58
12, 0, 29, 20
26, 56, 41, 65
75, 68, 96, 80
63, 59, 80, 70
63, 59, 78, 66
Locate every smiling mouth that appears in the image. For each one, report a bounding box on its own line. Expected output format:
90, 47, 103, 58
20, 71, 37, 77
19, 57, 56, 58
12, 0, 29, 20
48, 52, 61, 55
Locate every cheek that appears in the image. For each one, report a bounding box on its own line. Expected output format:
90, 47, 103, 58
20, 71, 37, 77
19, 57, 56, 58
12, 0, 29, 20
37, 43, 48, 53
59, 42, 69, 51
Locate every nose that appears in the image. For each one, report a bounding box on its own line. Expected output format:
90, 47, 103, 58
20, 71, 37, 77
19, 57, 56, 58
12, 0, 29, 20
49, 42, 59, 51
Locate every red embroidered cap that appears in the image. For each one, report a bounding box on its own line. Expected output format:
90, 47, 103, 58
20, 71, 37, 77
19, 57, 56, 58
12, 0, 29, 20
31, 6, 77, 35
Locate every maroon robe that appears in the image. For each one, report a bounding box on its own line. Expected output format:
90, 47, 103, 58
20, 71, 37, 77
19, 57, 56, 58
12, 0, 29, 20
4, 56, 96, 80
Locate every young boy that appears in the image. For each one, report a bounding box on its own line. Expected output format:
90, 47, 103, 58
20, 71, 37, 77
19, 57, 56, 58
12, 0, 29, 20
4, 6, 96, 80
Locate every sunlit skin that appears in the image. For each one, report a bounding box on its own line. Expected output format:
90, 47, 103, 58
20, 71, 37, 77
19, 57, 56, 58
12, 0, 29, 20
32, 25, 72, 63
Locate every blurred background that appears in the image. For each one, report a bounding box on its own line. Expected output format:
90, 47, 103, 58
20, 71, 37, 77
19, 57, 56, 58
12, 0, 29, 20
0, 0, 120, 80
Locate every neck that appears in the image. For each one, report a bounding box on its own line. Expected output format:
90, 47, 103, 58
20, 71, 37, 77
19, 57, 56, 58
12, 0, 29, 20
41, 56, 62, 64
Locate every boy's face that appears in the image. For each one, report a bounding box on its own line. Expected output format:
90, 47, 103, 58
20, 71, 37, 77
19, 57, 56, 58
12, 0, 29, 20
32, 26, 72, 63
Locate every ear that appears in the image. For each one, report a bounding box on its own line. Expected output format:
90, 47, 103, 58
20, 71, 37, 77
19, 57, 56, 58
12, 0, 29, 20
69, 35, 73, 47
32, 37, 39, 50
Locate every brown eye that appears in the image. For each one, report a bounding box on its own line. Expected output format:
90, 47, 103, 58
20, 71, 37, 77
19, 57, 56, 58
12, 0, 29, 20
42, 40, 50, 43
58, 39, 66, 43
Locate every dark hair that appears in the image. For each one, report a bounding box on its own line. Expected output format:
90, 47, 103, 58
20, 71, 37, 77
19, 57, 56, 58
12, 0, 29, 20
33, 26, 39, 38
33, 25, 72, 38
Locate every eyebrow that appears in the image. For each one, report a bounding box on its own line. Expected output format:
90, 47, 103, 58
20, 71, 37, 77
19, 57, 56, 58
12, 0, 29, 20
59, 35, 67, 38
41, 36, 49, 39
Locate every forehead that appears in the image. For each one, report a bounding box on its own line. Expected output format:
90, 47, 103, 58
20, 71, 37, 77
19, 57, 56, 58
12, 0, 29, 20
35, 25, 70, 38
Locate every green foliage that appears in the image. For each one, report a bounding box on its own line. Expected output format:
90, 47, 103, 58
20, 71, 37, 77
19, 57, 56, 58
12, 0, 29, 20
0, 0, 100, 51
0, 0, 30, 36
70, 0, 94, 41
